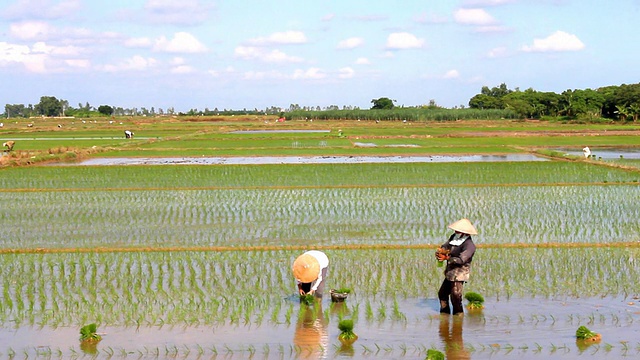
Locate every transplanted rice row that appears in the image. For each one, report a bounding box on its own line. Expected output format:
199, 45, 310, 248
1, 161, 640, 190
1, 185, 638, 249
1, 249, 639, 328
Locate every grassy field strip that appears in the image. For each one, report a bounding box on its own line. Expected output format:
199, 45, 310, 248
1, 181, 639, 193
2, 241, 640, 255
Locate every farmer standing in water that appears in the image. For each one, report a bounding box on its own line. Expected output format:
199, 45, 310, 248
436, 218, 477, 315
292, 250, 329, 298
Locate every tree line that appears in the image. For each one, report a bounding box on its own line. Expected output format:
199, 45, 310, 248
468, 82, 640, 121
4, 82, 640, 121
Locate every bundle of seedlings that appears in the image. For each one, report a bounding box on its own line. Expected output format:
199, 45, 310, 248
435, 247, 451, 267
330, 287, 351, 302
79, 323, 102, 344
464, 292, 485, 309
576, 325, 601, 342
426, 348, 445, 360
337, 319, 358, 346
299, 293, 315, 306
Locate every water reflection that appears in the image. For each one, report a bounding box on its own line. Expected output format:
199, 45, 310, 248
294, 301, 329, 359
67, 154, 545, 166
439, 315, 471, 360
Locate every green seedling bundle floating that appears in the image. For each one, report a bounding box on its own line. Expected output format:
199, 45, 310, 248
337, 319, 358, 346
464, 292, 485, 309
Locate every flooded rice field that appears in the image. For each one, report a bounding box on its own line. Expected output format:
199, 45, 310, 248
0, 296, 638, 359
1, 247, 639, 359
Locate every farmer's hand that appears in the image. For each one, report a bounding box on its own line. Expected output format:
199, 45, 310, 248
436, 253, 450, 261
308, 289, 315, 296
299, 288, 306, 295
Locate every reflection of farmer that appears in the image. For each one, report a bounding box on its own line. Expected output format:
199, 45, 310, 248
293, 250, 329, 298
294, 302, 328, 359
439, 314, 470, 359
436, 218, 477, 315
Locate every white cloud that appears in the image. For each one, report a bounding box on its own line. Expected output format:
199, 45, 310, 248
322, 13, 335, 21
454, 8, 496, 25
474, 25, 508, 33
243, 70, 285, 80
522, 31, 585, 52
125, 37, 152, 48
443, 69, 460, 79
10, 21, 54, 40
171, 57, 186, 65
64, 59, 90, 68
385, 32, 424, 50
337, 37, 364, 50
153, 32, 207, 53
292, 67, 326, 80
487, 46, 508, 58
338, 67, 355, 79
247, 31, 308, 46
0, 40, 85, 73
355, 57, 370, 65
234, 46, 303, 63
413, 12, 449, 24
143, 0, 210, 24
101, 55, 157, 72
3, 0, 81, 20
171, 65, 194, 74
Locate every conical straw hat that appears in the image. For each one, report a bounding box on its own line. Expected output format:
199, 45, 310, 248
293, 254, 320, 283
448, 218, 477, 235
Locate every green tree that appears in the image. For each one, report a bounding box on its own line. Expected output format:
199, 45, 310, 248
34, 96, 63, 117
97, 105, 114, 116
4, 104, 26, 118
371, 97, 395, 109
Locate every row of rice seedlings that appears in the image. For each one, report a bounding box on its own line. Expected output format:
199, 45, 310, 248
2, 161, 639, 190
1, 247, 638, 328
1, 185, 639, 249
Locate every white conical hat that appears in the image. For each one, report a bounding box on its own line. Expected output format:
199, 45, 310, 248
447, 218, 477, 235
292, 254, 320, 283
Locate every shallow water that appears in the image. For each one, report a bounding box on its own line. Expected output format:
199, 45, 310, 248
1, 296, 637, 359
66, 154, 546, 166
561, 148, 640, 160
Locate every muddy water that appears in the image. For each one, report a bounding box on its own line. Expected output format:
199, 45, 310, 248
1, 296, 637, 359
67, 154, 545, 166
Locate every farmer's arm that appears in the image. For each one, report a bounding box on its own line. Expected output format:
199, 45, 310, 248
310, 270, 323, 292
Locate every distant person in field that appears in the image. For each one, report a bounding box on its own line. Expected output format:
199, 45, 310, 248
436, 218, 477, 315
124, 130, 134, 139
292, 250, 329, 298
583, 146, 591, 158
3, 141, 15, 152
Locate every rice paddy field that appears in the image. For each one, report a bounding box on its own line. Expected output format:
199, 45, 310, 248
1, 117, 640, 359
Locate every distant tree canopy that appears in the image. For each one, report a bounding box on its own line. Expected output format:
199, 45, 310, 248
34, 96, 63, 117
97, 105, 114, 116
468, 82, 640, 121
371, 97, 395, 110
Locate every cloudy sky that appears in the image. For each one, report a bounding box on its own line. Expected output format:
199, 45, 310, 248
1, 0, 639, 112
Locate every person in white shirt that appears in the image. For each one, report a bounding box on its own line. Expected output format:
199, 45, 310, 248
292, 250, 329, 298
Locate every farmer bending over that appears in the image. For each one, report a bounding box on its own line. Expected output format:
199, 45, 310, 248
293, 250, 329, 298
436, 218, 477, 315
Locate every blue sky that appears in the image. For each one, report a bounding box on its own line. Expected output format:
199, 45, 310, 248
1, 0, 639, 112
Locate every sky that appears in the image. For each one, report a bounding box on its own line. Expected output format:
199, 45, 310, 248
1, 0, 640, 112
